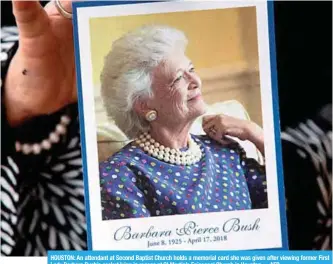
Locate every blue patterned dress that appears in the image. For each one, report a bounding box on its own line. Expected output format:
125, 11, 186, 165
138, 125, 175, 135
100, 135, 267, 220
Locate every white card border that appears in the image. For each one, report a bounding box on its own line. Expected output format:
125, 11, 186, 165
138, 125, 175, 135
71, 0, 288, 251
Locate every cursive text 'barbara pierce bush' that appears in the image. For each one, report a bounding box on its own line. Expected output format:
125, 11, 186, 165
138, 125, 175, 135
113, 217, 261, 241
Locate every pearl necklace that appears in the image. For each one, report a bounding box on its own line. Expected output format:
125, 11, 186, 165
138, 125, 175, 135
15, 115, 71, 155
135, 132, 202, 166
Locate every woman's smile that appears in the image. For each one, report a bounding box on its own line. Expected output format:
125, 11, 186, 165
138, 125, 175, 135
188, 92, 202, 102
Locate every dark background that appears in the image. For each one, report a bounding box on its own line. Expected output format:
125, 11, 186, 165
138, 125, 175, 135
1, 1, 332, 129
273, 1, 332, 128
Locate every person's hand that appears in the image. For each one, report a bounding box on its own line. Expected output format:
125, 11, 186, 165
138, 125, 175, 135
202, 114, 265, 156
4, 0, 76, 127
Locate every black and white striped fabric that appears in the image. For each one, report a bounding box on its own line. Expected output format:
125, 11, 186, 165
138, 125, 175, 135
1, 26, 87, 256
1, 26, 18, 64
281, 110, 332, 250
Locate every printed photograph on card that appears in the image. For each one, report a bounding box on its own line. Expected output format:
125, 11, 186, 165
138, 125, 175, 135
72, 0, 288, 250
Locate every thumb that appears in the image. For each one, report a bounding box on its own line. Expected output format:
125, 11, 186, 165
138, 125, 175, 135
225, 128, 246, 140
12, 0, 49, 38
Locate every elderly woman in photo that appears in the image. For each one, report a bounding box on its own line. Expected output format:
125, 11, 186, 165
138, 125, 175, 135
99, 25, 267, 220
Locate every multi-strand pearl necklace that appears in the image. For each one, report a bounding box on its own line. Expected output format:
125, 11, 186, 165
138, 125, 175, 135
135, 132, 202, 166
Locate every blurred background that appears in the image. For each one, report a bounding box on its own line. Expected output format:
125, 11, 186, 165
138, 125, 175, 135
1, 1, 331, 250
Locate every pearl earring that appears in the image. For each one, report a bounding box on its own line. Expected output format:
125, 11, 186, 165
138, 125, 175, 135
145, 110, 157, 122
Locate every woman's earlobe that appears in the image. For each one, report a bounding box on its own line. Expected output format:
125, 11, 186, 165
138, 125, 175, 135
133, 99, 146, 116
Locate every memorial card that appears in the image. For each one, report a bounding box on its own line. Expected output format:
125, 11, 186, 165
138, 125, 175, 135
72, 0, 288, 250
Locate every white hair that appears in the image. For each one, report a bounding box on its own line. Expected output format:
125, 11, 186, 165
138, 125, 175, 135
100, 25, 188, 139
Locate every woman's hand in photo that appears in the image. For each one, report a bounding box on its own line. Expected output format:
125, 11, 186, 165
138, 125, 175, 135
202, 114, 265, 156
4, 0, 76, 127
